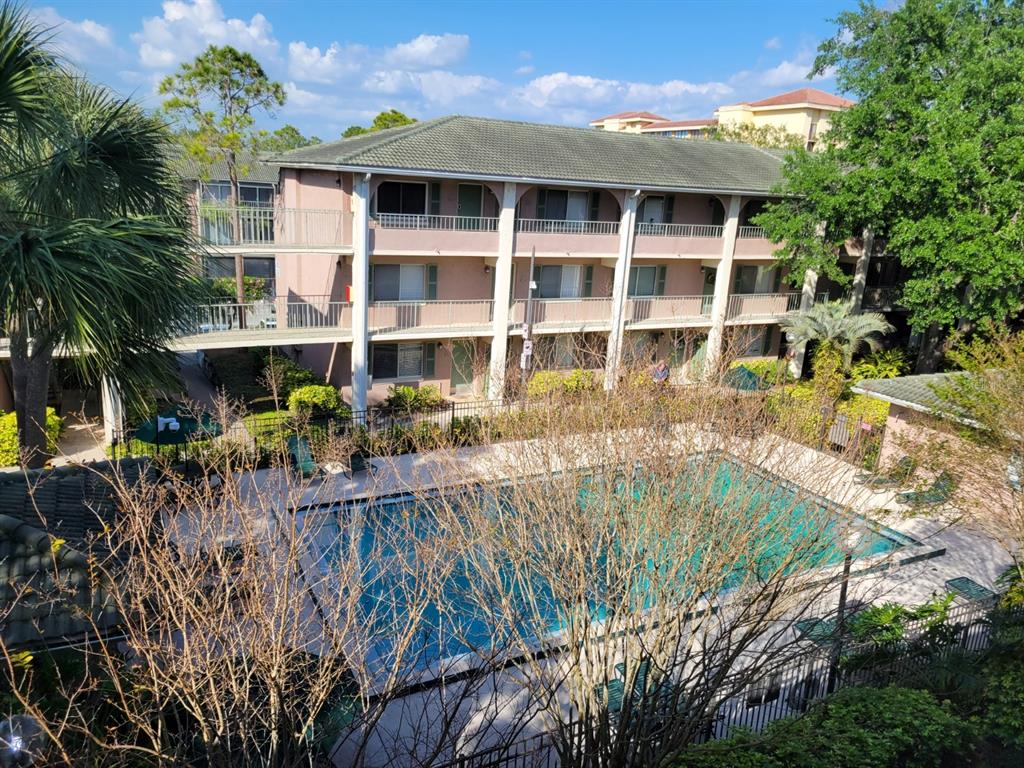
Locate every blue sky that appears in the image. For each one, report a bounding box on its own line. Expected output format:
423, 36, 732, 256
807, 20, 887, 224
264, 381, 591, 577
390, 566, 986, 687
35, 0, 851, 138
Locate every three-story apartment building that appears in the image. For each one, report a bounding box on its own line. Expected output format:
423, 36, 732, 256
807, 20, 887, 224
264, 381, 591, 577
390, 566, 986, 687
183, 115, 853, 413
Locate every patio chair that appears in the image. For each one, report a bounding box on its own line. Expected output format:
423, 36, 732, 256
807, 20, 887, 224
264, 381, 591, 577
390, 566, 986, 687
854, 456, 916, 488
897, 471, 955, 507
287, 436, 317, 478
945, 576, 996, 602
594, 679, 626, 715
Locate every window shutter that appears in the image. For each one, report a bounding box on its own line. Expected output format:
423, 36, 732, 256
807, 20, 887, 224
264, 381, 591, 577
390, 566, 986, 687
429, 183, 441, 216
509, 263, 517, 303
367, 264, 374, 302
656, 265, 667, 296
588, 191, 600, 221
426, 263, 438, 300
664, 195, 675, 224
772, 267, 782, 292
583, 265, 594, 297
536, 189, 547, 219
423, 342, 436, 377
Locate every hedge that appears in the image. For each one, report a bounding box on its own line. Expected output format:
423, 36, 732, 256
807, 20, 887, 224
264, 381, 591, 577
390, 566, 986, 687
288, 385, 349, 418
0, 409, 64, 466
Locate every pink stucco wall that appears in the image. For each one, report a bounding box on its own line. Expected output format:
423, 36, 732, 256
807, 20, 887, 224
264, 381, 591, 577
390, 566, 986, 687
370, 226, 500, 255
369, 255, 493, 301
661, 262, 706, 295
510, 257, 614, 299
276, 252, 350, 299
733, 237, 777, 258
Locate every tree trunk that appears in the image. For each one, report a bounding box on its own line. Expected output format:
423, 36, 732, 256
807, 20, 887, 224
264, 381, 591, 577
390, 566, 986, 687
914, 323, 946, 373
9, 323, 55, 469
227, 154, 246, 320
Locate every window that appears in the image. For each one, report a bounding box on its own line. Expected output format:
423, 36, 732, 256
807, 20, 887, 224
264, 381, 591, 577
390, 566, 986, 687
371, 264, 427, 301
533, 264, 590, 299
733, 265, 780, 294
206, 256, 276, 295
736, 327, 771, 358
628, 265, 665, 297
537, 189, 592, 221
536, 334, 577, 369
201, 182, 274, 206
371, 342, 435, 380
376, 181, 427, 215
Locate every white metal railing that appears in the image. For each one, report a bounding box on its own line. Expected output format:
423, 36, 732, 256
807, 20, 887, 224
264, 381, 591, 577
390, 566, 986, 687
635, 222, 724, 238
196, 206, 347, 247
736, 225, 767, 239
371, 213, 499, 232
725, 292, 802, 320
510, 297, 614, 327
515, 219, 620, 235
626, 294, 714, 324
187, 296, 351, 335
368, 300, 494, 332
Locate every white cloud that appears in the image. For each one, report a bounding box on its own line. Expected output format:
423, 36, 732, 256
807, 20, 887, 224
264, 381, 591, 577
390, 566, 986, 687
515, 65, 534, 76
288, 41, 365, 83
365, 69, 498, 105
512, 72, 731, 112
763, 36, 782, 50
385, 33, 469, 70
31, 7, 116, 64
132, 0, 278, 70
283, 81, 320, 109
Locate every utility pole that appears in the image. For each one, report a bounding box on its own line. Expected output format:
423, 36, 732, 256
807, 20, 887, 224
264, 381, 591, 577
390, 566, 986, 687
519, 246, 537, 405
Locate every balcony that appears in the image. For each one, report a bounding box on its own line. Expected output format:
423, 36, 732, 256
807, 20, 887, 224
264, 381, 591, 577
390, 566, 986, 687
510, 297, 614, 333
633, 222, 725, 258
725, 292, 802, 322
514, 218, 621, 256
625, 295, 713, 327
197, 206, 349, 248
370, 213, 499, 254
733, 225, 775, 258
367, 300, 494, 337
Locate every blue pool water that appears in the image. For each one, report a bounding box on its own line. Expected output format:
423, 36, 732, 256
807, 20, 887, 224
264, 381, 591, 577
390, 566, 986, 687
296, 455, 914, 670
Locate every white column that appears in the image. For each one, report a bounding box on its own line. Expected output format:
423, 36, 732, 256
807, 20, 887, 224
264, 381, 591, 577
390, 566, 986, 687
703, 195, 742, 378
788, 268, 819, 378
849, 227, 874, 312
350, 174, 371, 414
603, 192, 640, 390
100, 376, 124, 446
487, 182, 518, 401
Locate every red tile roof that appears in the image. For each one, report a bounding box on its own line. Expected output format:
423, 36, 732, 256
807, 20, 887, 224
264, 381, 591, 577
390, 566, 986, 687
590, 110, 668, 124
641, 117, 718, 131
745, 87, 854, 109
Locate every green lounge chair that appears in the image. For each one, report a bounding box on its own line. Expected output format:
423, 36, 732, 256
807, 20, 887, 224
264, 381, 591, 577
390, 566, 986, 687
287, 435, 317, 478
855, 456, 916, 488
945, 576, 996, 602
594, 678, 626, 714
898, 471, 955, 506
615, 660, 651, 699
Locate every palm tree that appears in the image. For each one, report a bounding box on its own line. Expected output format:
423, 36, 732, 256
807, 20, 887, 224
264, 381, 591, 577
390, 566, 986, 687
781, 300, 893, 402
0, 2, 205, 467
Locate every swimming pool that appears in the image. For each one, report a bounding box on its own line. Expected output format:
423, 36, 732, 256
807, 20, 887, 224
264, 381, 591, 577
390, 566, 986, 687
295, 454, 916, 671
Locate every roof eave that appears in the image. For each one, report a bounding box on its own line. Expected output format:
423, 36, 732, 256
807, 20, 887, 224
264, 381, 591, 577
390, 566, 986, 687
274, 161, 784, 198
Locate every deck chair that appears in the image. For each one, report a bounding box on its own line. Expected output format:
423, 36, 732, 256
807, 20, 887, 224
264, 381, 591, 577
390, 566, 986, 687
594, 678, 626, 715
898, 471, 955, 506
854, 456, 916, 488
287, 435, 317, 478
945, 576, 996, 602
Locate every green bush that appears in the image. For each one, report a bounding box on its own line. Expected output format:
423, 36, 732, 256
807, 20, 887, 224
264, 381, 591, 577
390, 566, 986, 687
678, 686, 974, 768
526, 369, 597, 398
0, 409, 64, 466
731, 358, 793, 386
210, 276, 269, 302
288, 384, 348, 418
412, 384, 444, 410
263, 351, 318, 398
850, 349, 910, 381
382, 384, 445, 413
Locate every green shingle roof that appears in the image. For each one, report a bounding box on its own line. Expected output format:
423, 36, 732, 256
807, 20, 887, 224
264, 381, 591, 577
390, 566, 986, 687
170, 148, 279, 185
272, 115, 786, 194
853, 374, 960, 414
0, 460, 150, 649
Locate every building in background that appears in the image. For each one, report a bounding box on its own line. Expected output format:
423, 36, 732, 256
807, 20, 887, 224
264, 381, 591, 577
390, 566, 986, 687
590, 87, 854, 149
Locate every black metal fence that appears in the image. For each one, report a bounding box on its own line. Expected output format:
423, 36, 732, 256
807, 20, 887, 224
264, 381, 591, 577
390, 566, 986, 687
437, 597, 1016, 768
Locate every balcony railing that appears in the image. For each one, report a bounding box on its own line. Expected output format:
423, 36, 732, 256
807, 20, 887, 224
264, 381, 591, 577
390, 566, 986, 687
736, 225, 767, 239
197, 206, 347, 247
510, 297, 614, 328
372, 213, 499, 231
725, 292, 802, 320
187, 296, 350, 335
368, 300, 494, 332
861, 285, 903, 311
635, 223, 724, 238
515, 219, 620, 235
626, 294, 714, 325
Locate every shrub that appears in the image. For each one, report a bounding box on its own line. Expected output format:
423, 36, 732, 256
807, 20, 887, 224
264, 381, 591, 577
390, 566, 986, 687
0, 409, 64, 466
210, 276, 270, 302
288, 385, 347, 418
850, 349, 910, 381
526, 369, 597, 399
263, 352, 318, 398
678, 686, 974, 768
731, 358, 793, 386
412, 384, 444, 411
383, 385, 417, 411
525, 371, 566, 399
563, 368, 597, 394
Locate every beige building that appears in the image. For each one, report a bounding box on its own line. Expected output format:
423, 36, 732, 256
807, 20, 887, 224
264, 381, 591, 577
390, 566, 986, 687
590, 87, 854, 149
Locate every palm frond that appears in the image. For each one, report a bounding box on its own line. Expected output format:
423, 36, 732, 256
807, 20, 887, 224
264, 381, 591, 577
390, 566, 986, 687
781, 300, 893, 367
0, 1, 53, 141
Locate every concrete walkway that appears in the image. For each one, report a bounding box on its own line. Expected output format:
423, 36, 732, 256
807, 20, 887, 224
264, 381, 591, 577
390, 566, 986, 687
52, 412, 106, 466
